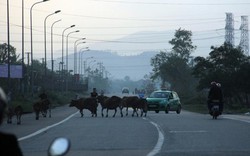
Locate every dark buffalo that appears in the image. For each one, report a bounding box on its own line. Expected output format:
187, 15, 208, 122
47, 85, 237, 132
69, 97, 98, 117
33, 99, 51, 120
121, 96, 139, 117
135, 98, 148, 117
7, 105, 23, 124
97, 95, 122, 117
121, 96, 148, 117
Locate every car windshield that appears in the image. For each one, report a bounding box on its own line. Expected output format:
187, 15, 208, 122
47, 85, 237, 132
149, 92, 170, 98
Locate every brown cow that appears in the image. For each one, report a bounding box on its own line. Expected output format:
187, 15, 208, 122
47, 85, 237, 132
69, 97, 98, 117
7, 105, 23, 124
33, 99, 51, 120
121, 96, 139, 117
121, 96, 148, 117
97, 95, 123, 117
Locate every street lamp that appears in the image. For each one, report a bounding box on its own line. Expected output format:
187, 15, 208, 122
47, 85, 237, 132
74, 38, 85, 74
30, 0, 49, 96
44, 10, 60, 76
76, 42, 86, 74
66, 30, 79, 72
65, 30, 79, 91
79, 47, 89, 75
51, 19, 61, 74
61, 25, 75, 72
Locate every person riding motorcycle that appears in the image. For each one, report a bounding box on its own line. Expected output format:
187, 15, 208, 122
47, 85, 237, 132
207, 81, 224, 115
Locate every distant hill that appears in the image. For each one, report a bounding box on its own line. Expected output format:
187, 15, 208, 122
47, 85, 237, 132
49, 50, 159, 81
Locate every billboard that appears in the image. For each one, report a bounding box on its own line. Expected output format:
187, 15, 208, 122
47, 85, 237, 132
0, 64, 23, 78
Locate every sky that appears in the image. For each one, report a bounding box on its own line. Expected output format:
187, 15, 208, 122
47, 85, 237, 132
1, 0, 250, 62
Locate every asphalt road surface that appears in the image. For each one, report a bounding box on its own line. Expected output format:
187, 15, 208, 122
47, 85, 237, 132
1, 104, 250, 156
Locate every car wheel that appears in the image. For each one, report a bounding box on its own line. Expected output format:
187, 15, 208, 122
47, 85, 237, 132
155, 110, 159, 113
176, 105, 181, 114
165, 105, 170, 114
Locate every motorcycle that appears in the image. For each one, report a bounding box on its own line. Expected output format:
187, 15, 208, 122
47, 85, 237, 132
209, 102, 221, 119
48, 137, 70, 156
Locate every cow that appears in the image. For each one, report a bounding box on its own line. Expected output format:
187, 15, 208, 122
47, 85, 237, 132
135, 98, 148, 117
121, 96, 139, 117
69, 97, 98, 117
121, 96, 148, 117
97, 95, 123, 117
6, 105, 23, 124
33, 99, 51, 120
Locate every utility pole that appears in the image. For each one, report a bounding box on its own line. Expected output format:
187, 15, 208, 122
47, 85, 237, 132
26, 52, 30, 66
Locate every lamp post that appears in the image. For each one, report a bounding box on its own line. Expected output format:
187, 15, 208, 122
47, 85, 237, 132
22, 0, 24, 88
65, 30, 79, 91
76, 42, 86, 74
61, 25, 75, 72
30, 0, 49, 96
66, 30, 79, 72
79, 47, 89, 75
51, 19, 61, 74
74, 38, 85, 74
7, 0, 10, 93
44, 10, 60, 76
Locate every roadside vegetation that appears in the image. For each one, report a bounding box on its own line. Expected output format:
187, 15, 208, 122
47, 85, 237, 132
1, 27, 250, 114
150, 28, 250, 114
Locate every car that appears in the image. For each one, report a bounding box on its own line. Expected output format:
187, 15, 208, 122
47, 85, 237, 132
122, 87, 129, 94
146, 89, 181, 114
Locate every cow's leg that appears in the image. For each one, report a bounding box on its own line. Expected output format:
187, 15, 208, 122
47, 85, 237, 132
126, 107, 128, 116
101, 108, 104, 117
80, 109, 83, 117
113, 108, 117, 117
35, 111, 39, 120
7, 114, 12, 124
18, 114, 21, 124
49, 104, 51, 118
106, 109, 108, 117
120, 107, 123, 117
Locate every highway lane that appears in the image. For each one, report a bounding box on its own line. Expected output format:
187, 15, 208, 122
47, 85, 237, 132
1, 104, 250, 156
19, 110, 158, 156
148, 111, 250, 156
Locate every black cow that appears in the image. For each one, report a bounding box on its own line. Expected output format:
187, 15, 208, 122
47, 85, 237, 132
121, 96, 148, 117
69, 97, 98, 117
97, 95, 123, 117
135, 98, 148, 117
121, 96, 139, 117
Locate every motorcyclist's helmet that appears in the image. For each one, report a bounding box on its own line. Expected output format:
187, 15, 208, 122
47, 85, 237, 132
216, 83, 221, 87
210, 81, 217, 86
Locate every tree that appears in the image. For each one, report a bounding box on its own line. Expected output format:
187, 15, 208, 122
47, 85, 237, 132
151, 28, 197, 98
192, 42, 250, 108
169, 28, 196, 61
0, 43, 20, 64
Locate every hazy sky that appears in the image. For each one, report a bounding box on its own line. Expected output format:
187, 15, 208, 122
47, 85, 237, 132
1, 0, 250, 61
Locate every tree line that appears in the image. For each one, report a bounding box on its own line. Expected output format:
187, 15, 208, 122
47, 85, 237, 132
150, 28, 250, 109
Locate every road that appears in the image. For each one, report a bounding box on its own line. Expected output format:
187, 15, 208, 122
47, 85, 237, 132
1, 104, 250, 156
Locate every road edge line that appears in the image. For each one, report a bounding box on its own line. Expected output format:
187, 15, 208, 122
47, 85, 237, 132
18, 111, 78, 141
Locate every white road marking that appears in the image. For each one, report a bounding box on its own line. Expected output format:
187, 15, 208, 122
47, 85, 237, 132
222, 115, 250, 124
169, 130, 207, 133
18, 111, 78, 141
143, 117, 164, 156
